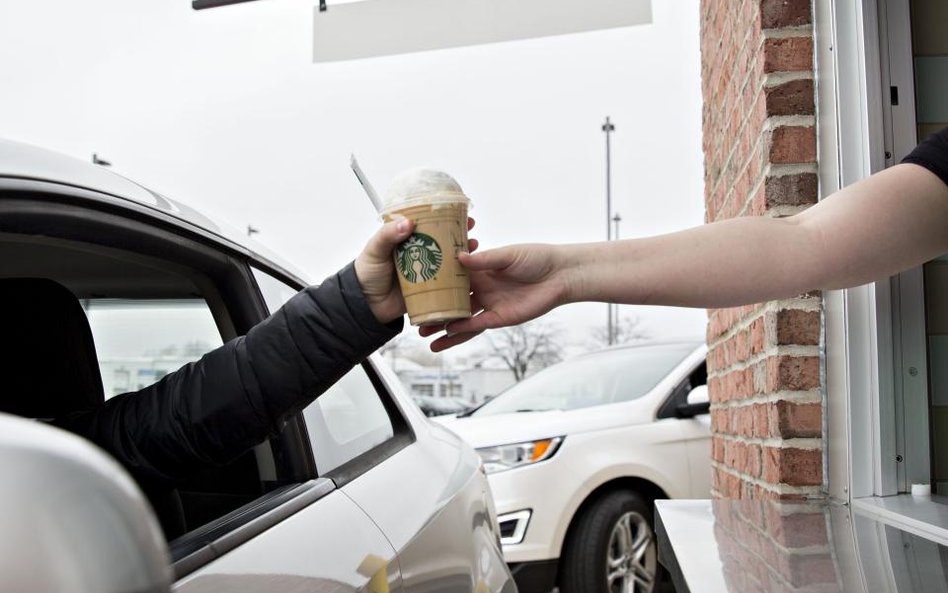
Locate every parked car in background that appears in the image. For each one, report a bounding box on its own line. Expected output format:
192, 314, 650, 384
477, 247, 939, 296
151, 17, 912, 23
441, 341, 710, 593
413, 395, 473, 417
0, 138, 515, 593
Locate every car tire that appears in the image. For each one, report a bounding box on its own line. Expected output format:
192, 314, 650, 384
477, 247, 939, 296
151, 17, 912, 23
559, 490, 668, 593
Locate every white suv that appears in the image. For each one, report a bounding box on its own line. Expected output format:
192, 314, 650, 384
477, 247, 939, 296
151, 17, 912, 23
441, 341, 711, 593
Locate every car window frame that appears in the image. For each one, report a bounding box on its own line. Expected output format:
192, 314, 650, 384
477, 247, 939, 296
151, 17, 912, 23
655, 358, 709, 420
249, 265, 416, 487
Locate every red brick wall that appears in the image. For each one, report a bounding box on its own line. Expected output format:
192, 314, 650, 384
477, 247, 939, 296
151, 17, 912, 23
699, 0, 822, 499
714, 501, 839, 592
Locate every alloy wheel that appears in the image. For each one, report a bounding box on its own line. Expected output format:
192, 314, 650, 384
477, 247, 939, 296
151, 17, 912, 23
606, 510, 656, 593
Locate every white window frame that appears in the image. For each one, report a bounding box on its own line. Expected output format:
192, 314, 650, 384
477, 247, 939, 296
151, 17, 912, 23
819, 0, 948, 545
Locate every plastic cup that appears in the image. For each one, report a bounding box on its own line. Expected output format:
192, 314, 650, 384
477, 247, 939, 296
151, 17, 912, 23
382, 168, 472, 326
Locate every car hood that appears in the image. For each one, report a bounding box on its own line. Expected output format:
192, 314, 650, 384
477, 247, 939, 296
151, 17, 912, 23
437, 400, 656, 449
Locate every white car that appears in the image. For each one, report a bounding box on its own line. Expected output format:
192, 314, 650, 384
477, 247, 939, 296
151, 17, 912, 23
441, 341, 711, 593
0, 138, 515, 593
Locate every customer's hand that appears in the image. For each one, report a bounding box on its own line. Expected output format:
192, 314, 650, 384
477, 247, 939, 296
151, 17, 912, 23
420, 243, 571, 351
356, 217, 479, 325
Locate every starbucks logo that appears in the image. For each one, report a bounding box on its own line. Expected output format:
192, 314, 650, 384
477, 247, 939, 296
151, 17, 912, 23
396, 232, 443, 283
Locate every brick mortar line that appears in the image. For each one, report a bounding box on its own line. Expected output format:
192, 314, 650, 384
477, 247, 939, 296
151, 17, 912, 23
764, 70, 814, 87
709, 389, 823, 407
713, 461, 824, 494
708, 298, 822, 345
769, 162, 820, 176
707, 344, 821, 379
762, 25, 814, 39
765, 115, 816, 129
712, 435, 823, 449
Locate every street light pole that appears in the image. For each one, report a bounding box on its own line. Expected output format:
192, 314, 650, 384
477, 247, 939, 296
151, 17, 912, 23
602, 117, 616, 345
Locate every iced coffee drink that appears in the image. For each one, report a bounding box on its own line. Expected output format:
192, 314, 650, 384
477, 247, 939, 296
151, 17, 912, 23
382, 168, 472, 326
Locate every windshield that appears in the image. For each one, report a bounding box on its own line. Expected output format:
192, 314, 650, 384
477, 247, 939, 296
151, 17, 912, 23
471, 343, 698, 417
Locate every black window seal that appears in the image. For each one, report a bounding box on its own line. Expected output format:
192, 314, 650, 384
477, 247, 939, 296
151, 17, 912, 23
171, 478, 336, 579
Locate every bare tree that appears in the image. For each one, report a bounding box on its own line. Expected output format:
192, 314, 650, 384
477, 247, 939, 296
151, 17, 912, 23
589, 314, 649, 349
485, 321, 563, 381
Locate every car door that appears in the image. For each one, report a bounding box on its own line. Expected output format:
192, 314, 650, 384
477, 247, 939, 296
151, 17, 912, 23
253, 267, 511, 593
173, 480, 401, 593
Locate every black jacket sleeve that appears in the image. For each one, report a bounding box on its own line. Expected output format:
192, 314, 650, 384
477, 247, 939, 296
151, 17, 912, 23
902, 126, 948, 187
54, 263, 402, 486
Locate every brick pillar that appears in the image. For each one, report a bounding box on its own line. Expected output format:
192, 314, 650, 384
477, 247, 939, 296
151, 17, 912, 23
700, 0, 823, 499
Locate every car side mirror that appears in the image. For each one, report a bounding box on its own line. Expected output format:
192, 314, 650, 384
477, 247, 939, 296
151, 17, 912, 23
0, 414, 172, 593
675, 385, 710, 418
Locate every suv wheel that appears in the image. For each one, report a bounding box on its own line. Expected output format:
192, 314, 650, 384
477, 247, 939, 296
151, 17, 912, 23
559, 490, 661, 593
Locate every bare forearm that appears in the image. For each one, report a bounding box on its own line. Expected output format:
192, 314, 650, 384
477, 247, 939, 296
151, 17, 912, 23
560, 164, 948, 309
559, 217, 822, 308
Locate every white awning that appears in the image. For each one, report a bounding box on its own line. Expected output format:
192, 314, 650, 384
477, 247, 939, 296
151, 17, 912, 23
313, 0, 652, 62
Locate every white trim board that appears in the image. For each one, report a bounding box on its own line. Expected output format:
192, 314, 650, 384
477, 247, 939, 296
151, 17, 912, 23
313, 0, 652, 62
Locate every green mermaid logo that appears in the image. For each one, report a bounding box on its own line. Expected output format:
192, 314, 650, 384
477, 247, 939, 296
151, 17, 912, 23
396, 233, 443, 283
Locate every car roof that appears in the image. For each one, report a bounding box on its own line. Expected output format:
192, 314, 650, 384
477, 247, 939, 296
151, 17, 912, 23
0, 138, 311, 285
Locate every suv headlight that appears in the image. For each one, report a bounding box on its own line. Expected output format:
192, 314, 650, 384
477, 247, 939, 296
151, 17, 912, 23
476, 437, 563, 474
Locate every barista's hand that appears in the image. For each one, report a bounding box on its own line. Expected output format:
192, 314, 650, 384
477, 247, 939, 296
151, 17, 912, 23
355, 217, 479, 325
419, 243, 570, 351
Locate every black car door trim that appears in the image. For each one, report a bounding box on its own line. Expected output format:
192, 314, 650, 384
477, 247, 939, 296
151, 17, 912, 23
171, 478, 336, 579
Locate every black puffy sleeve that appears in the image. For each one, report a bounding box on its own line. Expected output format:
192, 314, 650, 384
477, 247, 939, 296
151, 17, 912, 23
55, 262, 402, 486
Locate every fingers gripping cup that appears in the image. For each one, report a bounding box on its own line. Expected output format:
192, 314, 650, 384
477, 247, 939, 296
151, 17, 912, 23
382, 168, 472, 326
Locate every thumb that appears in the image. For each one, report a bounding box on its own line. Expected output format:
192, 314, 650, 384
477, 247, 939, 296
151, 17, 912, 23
364, 218, 414, 260
459, 247, 516, 271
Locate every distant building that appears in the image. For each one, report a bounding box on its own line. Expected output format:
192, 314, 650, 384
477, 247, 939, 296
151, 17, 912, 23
382, 354, 516, 405
99, 357, 197, 399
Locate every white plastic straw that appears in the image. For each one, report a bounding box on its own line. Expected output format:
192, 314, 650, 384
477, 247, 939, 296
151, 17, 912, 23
350, 154, 383, 214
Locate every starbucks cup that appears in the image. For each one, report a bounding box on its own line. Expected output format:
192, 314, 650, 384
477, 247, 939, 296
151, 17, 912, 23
382, 168, 472, 326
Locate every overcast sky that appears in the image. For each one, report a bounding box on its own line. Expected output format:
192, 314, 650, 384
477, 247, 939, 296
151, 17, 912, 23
0, 0, 707, 361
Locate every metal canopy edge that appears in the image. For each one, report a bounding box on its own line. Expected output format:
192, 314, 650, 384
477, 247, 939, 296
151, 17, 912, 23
312, 0, 652, 63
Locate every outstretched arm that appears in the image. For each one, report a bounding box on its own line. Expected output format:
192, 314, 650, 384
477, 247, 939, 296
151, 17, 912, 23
426, 139, 948, 351
569, 162, 948, 307
57, 220, 417, 486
